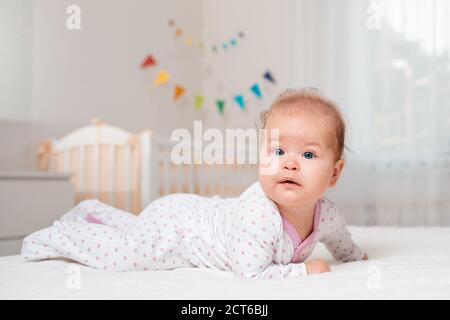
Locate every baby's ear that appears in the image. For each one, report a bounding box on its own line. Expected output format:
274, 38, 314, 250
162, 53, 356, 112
329, 159, 345, 187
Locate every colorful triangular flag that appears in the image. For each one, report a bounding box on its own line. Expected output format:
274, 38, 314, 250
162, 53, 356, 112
168, 20, 175, 27
174, 85, 185, 100
194, 95, 204, 110
230, 38, 237, 47
175, 28, 183, 37
216, 100, 225, 114
140, 55, 156, 69
250, 83, 262, 98
185, 37, 193, 46
223, 43, 228, 51
234, 95, 245, 110
238, 31, 245, 38
154, 70, 170, 86
263, 70, 276, 84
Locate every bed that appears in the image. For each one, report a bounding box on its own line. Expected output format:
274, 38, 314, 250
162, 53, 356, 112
1, 226, 450, 299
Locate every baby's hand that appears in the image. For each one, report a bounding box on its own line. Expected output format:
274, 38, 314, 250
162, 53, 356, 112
305, 259, 331, 275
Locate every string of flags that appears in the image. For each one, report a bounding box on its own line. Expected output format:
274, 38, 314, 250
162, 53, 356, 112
168, 19, 245, 53
141, 52, 276, 115
140, 21, 276, 115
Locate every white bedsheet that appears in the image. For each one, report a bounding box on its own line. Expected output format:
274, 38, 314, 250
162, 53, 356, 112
1, 226, 450, 299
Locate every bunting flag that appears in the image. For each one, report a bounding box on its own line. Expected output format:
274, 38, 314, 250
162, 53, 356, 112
154, 70, 170, 86
174, 85, 185, 100
263, 70, 276, 84
250, 83, 262, 98
234, 95, 245, 110
194, 95, 204, 110
168, 20, 245, 53
141, 55, 156, 69
141, 49, 276, 115
216, 100, 225, 114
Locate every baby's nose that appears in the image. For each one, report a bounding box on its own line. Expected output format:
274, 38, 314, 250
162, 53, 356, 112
283, 160, 299, 171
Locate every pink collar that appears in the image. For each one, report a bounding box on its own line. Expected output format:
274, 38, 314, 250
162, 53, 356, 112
281, 200, 322, 250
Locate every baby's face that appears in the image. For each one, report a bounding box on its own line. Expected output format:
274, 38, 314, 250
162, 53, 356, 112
259, 110, 344, 208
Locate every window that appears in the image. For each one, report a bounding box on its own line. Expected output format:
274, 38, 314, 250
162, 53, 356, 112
290, 0, 450, 165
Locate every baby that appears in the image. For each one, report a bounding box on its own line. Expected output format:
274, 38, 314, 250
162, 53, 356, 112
22, 88, 367, 279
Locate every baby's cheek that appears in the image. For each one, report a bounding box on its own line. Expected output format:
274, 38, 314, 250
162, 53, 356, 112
259, 153, 281, 176
303, 170, 331, 196
258, 175, 277, 197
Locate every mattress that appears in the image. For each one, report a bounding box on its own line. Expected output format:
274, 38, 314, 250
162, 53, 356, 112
1, 226, 450, 299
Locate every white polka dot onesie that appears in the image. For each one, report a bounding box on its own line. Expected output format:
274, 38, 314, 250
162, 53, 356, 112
22, 181, 365, 279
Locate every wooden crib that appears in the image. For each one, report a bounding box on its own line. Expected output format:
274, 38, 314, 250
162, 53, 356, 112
38, 120, 258, 214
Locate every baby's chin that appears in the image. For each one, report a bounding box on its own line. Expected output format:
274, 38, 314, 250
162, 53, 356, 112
272, 188, 306, 206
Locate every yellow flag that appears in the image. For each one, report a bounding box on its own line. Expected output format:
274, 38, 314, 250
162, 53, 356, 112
154, 70, 170, 86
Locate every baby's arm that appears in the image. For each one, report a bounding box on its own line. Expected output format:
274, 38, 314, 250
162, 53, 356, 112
225, 201, 331, 279
320, 208, 367, 262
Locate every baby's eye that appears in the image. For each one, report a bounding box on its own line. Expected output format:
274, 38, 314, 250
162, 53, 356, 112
273, 148, 285, 156
302, 151, 316, 159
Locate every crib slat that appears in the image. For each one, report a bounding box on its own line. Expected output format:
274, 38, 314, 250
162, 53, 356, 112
175, 163, 182, 193
78, 146, 85, 196
187, 164, 194, 193
109, 145, 115, 204
140, 131, 151, 207
92, 144, 100, 200
163, 151, 170, 196
63, 150, 70, 172
123, 145, 131, 212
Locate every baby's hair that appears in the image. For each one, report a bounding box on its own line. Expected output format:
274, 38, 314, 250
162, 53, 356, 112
260, 87, 347, 161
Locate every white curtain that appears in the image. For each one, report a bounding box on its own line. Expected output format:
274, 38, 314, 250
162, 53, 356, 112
290, 0, 450, 226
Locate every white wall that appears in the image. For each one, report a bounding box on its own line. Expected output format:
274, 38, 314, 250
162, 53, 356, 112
1, 0, 292, 170
200, 0, 292, 131
1, 0, 204, 170
29, 0, 204, 156
0, 0, 32, 122
0, 0, 33, 170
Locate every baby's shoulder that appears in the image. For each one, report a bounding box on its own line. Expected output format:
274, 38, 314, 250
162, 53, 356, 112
231, 182, 281, 224
318, 197, 343, 219
318, 197, 336, 211
317, 197, 347, 229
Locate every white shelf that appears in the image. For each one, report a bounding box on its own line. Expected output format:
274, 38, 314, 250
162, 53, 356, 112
0, 171, 73, 180
0, 171, 75, 256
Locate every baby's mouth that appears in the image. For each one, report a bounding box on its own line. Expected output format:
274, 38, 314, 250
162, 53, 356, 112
279, 178, 301, 187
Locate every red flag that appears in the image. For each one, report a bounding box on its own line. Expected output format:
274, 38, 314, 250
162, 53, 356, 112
141, 55, 156, 69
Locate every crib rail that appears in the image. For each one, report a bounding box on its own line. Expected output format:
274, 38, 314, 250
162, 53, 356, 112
38, 122, 259, 214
